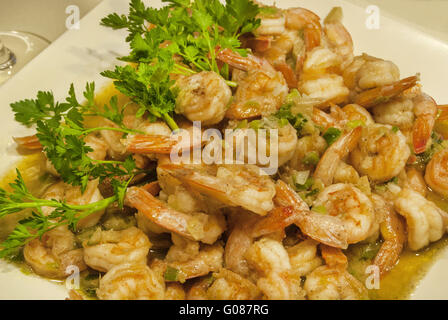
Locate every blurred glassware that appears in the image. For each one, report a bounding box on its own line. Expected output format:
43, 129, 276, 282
0, 31, 50, 86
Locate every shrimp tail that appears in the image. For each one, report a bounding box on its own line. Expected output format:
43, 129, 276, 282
216, 48, 262, 71
354, 75, 419, 108
13, 134, 43, 150
412, 115, 435, 154
314, 126, 362, 186
373, 208, 406, 277
274, 181, 349, 249
125, 186, 196, 241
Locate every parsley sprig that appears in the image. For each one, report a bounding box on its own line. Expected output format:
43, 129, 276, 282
11, 83, 140, 192
0, 170, 119, 258
100, 0, 261, 130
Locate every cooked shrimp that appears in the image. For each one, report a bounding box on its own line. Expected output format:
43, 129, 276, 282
83, 226, 151, 272
341, 104, 375, 126
175, 71, 232, 125
255, 7, 286, 36
314, 126, 362, 186
160, 243, 224, 281
394, 188, 448, 251
228, 118, 298, 167
333, 162, 360, 185
284, 7, 321, 53
246, 237, 291, 276
41, 179, 105, 228
125, 186, 226, 244
304, 245, 368, 300
313, 183, 376, 244
225, 211, 260, 277
425, 148, 448, 197
164, 282, 186, 300
157, 163, 276, 216
372, 96, 415, 130
207, 268, 261, 300
257, 31, 300, 88
323, 7, 354, 70
289, 133, 327, 171
217, 49, 288, 119
245, 237, 305, 300
372, 89, 437, 154
287, 240, 323, 277
299, 74, 349, 107
406, 167, 427, 196
343, 54, 400, 93
274, 180, 349, 249
24, 226, 86, 279
371, 194, 406, 277
97, 263, 165, 300
350, 124, 410, 182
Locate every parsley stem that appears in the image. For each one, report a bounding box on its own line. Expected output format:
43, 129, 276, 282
163, 113, 179, 131
174, 63, 196, 75
0, 196, 117, 218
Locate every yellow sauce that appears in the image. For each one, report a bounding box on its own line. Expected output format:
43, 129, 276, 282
1, 82, 448, 300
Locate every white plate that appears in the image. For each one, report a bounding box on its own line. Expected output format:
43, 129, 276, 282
0, 0, 447, 299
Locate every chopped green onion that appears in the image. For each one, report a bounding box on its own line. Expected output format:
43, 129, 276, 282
312, 205, 327, 214
323, 127, 342, 146
302, 151, 320, 166
164, 266, 179, 281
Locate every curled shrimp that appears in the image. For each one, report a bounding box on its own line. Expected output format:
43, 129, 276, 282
394, 188, 448, 251
284, 7, 321, 54
299, 48, 349, 106
245, 237, 306, 300
287, 240, 323, 277
225, 211, 260, 277
313, 183, 376, 244
157, 163, 276, 216
175, 71, 232, 125
371, 194, 406, 277
97, 263, 165, 300
125, 186, 225, 244
41, 179, 106, 229
24, 226, 86, 279
314, 126, 362, 186
217, 49, 288, 120
350, 124, 410, 182
304, 245, 368, 300
162, 242, 224, 281
207, 268, 261, 300
412, 93, 438, 154
323, 7, 354, 70
82, 226, 151, 272
343, 54, 401, 93
425, 148, 448, 198
274, 180, 349, 249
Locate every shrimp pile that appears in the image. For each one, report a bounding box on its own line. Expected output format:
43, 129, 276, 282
7, 3, 448, 301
